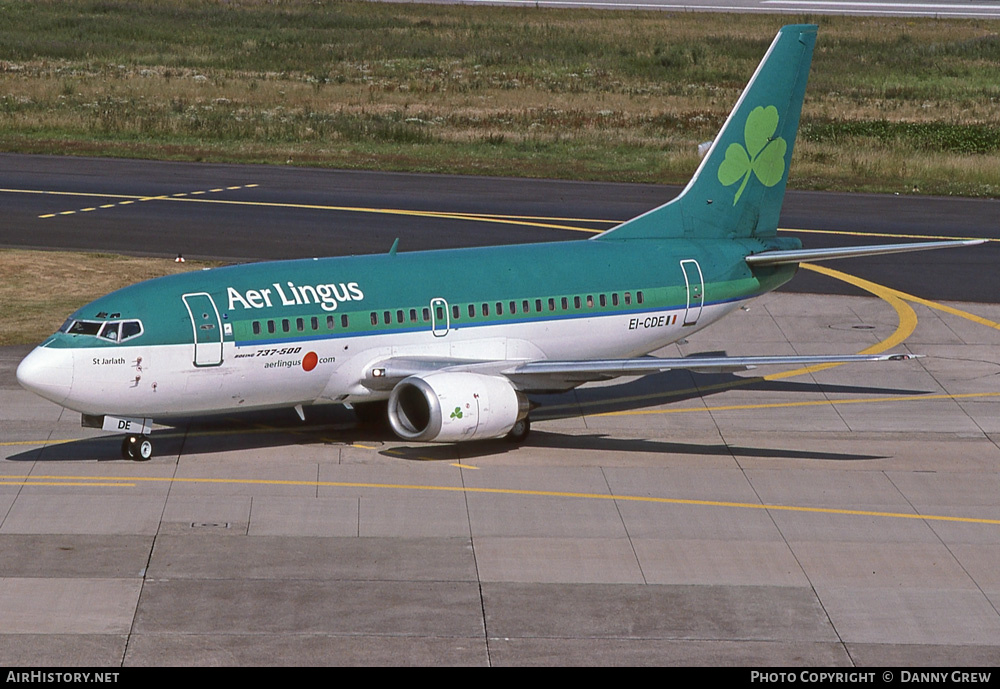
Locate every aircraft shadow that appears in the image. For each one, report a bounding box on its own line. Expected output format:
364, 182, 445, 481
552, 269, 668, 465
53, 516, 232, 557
8, 369, 924, 463
528, 363, 925, 421
384, 430, 887, 462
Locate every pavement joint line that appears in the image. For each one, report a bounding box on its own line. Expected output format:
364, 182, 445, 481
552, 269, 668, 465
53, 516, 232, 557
2, 473, 999, 526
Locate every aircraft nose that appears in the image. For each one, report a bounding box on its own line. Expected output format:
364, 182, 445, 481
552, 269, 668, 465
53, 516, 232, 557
16, 346, 74, 406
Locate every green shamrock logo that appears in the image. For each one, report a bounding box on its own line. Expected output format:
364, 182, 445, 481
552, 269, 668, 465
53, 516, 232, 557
717, 105, 788, 205
450, 407, 463, 419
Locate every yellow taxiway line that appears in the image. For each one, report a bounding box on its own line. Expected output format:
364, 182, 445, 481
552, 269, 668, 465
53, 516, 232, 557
2, 473, 999, 526
5, 185, 998, 243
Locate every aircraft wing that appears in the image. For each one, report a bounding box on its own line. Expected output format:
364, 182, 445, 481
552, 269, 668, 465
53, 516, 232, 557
503, 353, 917, 389
363, 352, 919, 392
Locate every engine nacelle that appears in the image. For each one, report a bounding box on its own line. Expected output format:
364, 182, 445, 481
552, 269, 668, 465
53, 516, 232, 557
387, 372, 527, 442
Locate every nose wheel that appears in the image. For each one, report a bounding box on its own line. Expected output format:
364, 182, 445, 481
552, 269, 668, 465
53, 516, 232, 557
121, 435, 153, 461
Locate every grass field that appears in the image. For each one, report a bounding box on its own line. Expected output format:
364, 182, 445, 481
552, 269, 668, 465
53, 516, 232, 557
0, 250, 220, 346
1, 1, 998, 195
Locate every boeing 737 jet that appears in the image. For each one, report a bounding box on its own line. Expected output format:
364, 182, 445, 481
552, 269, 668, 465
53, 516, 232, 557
16, 25, 979, 459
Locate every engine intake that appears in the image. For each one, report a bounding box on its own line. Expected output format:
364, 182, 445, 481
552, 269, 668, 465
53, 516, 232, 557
387, 372, 527, 442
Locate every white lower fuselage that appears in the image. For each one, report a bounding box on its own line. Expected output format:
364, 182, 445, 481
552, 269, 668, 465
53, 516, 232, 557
25, 299, 745, 420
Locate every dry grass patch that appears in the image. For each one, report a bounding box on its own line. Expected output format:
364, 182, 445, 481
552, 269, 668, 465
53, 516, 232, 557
0, 250, 222, 346
0, 2, 998, 193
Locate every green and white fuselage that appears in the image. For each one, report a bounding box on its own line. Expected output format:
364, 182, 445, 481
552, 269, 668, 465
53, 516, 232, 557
17, 25, 976, 457
25, 236, 796, 418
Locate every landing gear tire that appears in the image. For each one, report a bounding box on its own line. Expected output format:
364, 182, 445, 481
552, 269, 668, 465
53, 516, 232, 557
121, 435, 153, 461
505, 417, 530, 443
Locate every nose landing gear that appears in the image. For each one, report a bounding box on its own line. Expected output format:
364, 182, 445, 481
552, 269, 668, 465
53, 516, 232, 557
121, 435, 153, 461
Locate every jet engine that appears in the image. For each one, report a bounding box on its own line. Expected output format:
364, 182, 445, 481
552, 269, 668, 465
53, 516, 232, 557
387, 372, 528, 442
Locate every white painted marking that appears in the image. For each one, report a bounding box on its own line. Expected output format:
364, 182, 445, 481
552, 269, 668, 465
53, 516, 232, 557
765, 0, 1000, 8
447, 0, 1000, 13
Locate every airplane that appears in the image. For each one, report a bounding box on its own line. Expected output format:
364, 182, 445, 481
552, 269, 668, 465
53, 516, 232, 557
16, 24, 981, 460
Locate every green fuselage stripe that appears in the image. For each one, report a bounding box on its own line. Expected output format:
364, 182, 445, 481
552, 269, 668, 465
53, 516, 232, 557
46, 238, 797, 351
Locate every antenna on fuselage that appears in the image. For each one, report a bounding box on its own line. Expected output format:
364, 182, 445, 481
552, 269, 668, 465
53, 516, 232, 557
388, 238, 400, 256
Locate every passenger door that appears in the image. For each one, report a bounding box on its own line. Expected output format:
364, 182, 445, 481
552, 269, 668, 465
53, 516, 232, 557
182, 293, 224, 366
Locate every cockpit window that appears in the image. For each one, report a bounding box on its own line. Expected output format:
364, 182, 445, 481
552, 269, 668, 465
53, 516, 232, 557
68, 320, 102, 336
120, 321, 142, 340
64, 319, 143, 343
99, 322, 120, 341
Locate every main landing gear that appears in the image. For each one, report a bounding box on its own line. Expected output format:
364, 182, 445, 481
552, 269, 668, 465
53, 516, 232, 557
121, 435, 153, 461
505, 417, 531, 443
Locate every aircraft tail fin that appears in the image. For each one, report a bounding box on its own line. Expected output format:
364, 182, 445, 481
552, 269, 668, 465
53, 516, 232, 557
596, 24, 817, 242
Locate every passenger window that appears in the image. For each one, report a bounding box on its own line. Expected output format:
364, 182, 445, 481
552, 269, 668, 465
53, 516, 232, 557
587, 295, 594, 308
482, 303, 489, 317
409, 309, 417, 323
267, 320, 275, 334
253, 321, 261, 335
436, 306, 444, 320
297, 318, 304, 332
535, 299, 542, 312
341, 314, 349, 328
574, 296, 581, 309
561, 297, 568, 310
496, 302, 503, 315
282, 319, 290, 333
397, 310, 404, 324
637, 291, 644, 304
370, 312, 378, 326
452, 305, 460, 320
599, 294, 606, 307
509, 301, 517, 314
612, 293, 619, 307
383, 311, 391, 325
422, 308, 430, 322
327, 315, 336, 329
522, 300, 530, 313
468, 304, 476, 318
624, 292, 632, 306
548, 298, 555, 311
311, 317, 318, 331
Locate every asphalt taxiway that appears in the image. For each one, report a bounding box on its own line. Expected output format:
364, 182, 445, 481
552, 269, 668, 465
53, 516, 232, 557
2, 157, 1000, 665
1, 154, 997, 301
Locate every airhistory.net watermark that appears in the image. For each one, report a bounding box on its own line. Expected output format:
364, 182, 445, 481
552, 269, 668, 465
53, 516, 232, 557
6, 673, 119, 684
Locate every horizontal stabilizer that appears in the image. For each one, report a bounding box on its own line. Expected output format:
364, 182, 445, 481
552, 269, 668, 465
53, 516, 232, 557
745, 239, 985, 266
